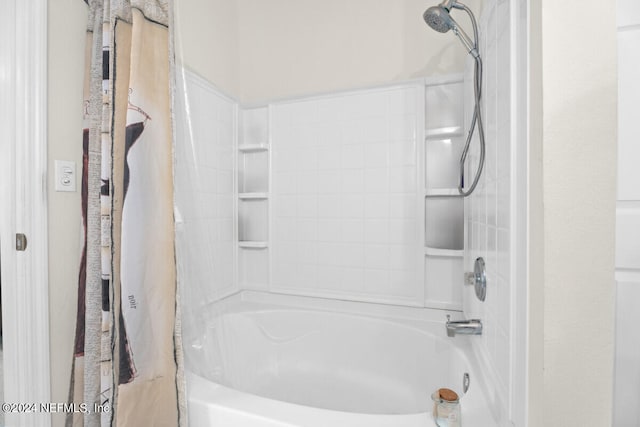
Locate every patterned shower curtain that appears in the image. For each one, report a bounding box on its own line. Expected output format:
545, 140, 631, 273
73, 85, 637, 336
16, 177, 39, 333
69, 1, 185, 426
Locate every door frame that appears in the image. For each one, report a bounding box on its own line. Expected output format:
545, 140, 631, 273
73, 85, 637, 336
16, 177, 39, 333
0, 0, 52, 425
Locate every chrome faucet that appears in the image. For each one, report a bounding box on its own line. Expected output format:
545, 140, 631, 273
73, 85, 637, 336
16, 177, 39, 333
446, 315, 483, 337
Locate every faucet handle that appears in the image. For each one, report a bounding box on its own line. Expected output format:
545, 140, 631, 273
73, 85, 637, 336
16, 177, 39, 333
464, 257, 487, 302
446, 314, 451, 323
464, 272, 475, 285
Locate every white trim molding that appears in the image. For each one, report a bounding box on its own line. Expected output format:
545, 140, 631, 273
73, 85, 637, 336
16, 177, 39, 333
0, 0, 52, 426
511, 0, 531, 425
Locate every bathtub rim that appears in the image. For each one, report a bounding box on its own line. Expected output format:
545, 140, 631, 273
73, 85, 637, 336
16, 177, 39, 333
184, 290, 500, 425
186, 369, 440, 427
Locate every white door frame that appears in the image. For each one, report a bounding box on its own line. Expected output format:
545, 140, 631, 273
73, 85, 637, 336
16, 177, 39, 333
0, 0, 52, 426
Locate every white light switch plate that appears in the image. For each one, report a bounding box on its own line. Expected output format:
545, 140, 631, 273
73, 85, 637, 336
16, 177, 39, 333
55, 160, 76, 192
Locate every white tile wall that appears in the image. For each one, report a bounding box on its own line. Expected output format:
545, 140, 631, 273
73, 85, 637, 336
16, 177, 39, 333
614, 281, 640, 427
425, 83, 464, 129
618, 0, 640, 28
615, 0, 640, 424
175, 73, 476, 352
616, 208, 640, 269
270, 86, 425, 305
174, 71, 237, 304
424, 256, 463, 305
464, 0, 512, 422
618, 29, 640, 201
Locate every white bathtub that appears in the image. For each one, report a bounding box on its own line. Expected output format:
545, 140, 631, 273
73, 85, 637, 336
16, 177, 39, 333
186, 292, 497, 426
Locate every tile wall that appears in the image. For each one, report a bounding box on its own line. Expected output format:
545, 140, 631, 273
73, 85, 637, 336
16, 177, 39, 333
174, 71, 237, 305
175, 73, 470, 311
614, 1, 640, 424
174, 51, 524, 421
464, 0, 512, 423
269, 87, 426, 305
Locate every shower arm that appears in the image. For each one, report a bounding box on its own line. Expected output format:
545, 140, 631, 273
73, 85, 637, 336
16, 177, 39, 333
450, 2, 479, 58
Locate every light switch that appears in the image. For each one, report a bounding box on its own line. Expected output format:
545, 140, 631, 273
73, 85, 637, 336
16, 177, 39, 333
55, 160, 77, 192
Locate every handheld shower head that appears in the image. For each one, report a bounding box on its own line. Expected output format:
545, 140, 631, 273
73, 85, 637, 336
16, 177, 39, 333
423, 6, 453, 33
423, 1, 478, 58
422, 0, 485, 197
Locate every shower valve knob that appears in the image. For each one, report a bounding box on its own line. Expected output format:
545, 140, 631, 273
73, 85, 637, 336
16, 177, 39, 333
464, 257, 487, 302
464, 272, 475, 285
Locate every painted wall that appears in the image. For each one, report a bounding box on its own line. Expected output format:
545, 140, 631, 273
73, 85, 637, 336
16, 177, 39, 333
528, 1, 618, 425
47, 1, 87, 426
613, 0, 640, 425
176, 0, 482, 104
174, 0, 239, 97
236, 0, 482, 104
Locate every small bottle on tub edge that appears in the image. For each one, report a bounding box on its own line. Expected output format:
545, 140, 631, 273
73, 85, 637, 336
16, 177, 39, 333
431, 387, 461, 427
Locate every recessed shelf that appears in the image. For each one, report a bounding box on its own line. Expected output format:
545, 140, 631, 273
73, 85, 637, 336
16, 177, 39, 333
239, 192, 269, 200
425, 197, 464, 251
425, 188, 463, 198
425, 126, 464, 139
424, 247, 463, 257
238, 143, 269, 153
239, 241, 268, 249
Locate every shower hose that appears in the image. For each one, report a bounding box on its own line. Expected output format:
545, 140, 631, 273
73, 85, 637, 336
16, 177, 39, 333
457, 4, 485, 197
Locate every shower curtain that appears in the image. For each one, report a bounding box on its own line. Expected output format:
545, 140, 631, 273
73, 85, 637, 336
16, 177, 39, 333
68, 1, 185, 426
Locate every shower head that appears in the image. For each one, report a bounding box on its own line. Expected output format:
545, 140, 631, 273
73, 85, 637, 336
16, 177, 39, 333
423, 0, 485, 197
423, 6, 454, 33
423, 0, 479, 58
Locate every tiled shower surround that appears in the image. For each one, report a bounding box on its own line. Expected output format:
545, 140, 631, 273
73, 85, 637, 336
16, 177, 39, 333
174, 73, 239, 307
464, 0, 513, 421
270, 87, 424, 305
175, 69, 471, 310
615, 0, 640, 424
175, 0, 514, 418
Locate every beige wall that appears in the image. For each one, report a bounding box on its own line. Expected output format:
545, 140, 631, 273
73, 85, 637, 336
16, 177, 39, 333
174, 0, 239, 97
529, 1, 618, 425
47, 1, 87, 426
237, 0, 481, 103
175, 0, 481, 104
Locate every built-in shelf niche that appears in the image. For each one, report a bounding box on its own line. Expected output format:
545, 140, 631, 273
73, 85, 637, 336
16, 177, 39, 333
238, 106, 269, 249
238, 241, 268, 249
424, 80, 464, 258
238, 143, 269, 153
239, 192, 268, 200
238, 106, 270, 292
239, 150, 268, 194
238, 194, 268, 243
425, 135, 465, 191
424, 196, 464, 251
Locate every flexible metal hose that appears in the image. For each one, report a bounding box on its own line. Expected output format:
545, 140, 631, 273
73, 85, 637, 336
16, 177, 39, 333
455, 4, 485, 197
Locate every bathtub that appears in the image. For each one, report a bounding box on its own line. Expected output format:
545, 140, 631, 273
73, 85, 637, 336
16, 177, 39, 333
186, 292, 497, 426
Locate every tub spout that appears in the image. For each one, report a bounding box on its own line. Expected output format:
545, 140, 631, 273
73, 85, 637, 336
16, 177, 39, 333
446, 315, 483, 337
